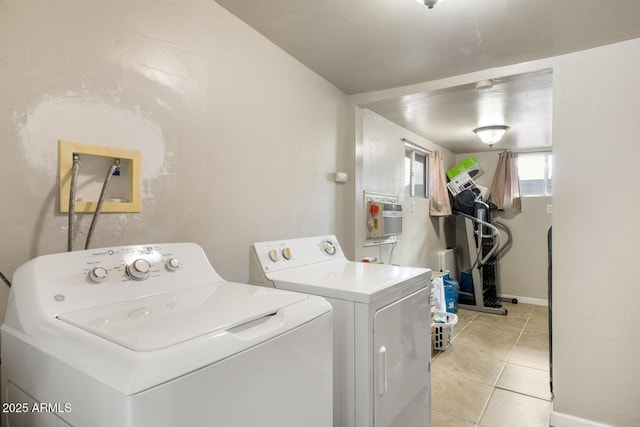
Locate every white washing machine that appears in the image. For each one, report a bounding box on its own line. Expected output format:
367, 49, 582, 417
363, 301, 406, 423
249, 235, 431, 427
1, 243, 332, 427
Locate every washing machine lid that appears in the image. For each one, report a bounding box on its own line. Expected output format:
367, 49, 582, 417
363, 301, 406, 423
265, 259, 430, 303
57, 282, 307, 352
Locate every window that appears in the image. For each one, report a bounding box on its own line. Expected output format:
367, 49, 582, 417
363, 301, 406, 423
518, 152, 553, 196
404, 146, 429, 198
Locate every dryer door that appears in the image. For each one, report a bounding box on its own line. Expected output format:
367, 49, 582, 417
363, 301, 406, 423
373, 286, 430, 426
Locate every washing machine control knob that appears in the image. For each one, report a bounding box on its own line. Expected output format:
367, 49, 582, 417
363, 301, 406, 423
88, 266, 108, 283
127, 259, 151, 280
166, 257, 181, 271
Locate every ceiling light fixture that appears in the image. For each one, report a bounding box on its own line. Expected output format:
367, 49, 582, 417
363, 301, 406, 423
473, 125, 509, 147
475, 79, 494, 91
416, 0, 443, 9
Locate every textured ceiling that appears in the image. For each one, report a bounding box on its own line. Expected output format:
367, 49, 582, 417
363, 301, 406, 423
215, 0, 640, 152
362, 69, 553, 153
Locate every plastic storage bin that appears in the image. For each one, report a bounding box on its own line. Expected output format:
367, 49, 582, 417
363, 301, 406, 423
442, 272, 459, 313
432, 311, 458, 351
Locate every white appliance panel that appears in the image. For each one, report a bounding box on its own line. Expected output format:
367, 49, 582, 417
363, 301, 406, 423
252, 235, 345, 273
374, 287, 430, 426
130, 311, 332, 427
249, 235, 432, 427
265, 260, 429, 303
323, 297, 356, 427
58, 283, 306, 351
5, 383, 71, 427
6, 243, 223, 336
3, 312, 332, 427
2, 243, 333, 426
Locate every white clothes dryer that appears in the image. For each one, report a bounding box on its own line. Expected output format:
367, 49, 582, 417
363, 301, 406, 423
249, 235, 432, 427
1, 243, 332, 427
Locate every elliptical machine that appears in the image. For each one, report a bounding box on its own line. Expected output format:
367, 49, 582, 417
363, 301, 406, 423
452, 187, 514, 315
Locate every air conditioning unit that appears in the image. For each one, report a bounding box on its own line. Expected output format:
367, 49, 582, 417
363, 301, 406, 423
366, 201, 403, 239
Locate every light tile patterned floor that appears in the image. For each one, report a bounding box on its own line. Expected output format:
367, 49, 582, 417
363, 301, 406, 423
431, 303, 552, 427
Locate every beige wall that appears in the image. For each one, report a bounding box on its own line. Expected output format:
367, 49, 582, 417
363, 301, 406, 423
0, 0, 348, 321
497, 197, 551, 301
549, 38, 640, 427
356, 109, 456, 268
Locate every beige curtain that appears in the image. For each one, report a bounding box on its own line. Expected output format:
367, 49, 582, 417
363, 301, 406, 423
489, 150, 522, 213
428, 151, 452, 216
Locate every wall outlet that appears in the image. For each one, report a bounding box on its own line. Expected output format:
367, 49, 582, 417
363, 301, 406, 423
59, 140, 141, 213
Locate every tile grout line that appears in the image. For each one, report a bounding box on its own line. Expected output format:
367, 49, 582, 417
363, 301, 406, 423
476, 385, 498, 427
498, 305, 535, 365
497, 307, 554, 404
475, 306, 535, 426
432, 305, 550, 426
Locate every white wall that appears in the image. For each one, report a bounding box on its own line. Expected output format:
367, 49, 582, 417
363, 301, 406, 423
549, 38, 640, 427
356, 109, 456, 268
0, 0, 348, 320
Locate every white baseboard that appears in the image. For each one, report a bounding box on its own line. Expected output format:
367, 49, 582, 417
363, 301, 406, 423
501, 294, 548, 307
550, 411, 613, 427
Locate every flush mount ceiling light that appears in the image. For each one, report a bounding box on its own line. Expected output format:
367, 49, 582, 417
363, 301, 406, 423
473, 125, 510, 147
475, 79, 494, 91
416, 0, 444, 9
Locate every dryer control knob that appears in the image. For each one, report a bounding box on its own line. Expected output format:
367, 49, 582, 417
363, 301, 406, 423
322, 240, 336, 255
166, 257, 181, 271
282, 248, 292, 260
268, 249, 280, 262
88, 266, 108, 283
127, 259, 151, 281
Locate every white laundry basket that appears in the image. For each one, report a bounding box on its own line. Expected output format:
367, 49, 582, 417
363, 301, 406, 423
432, 312, 458, 351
